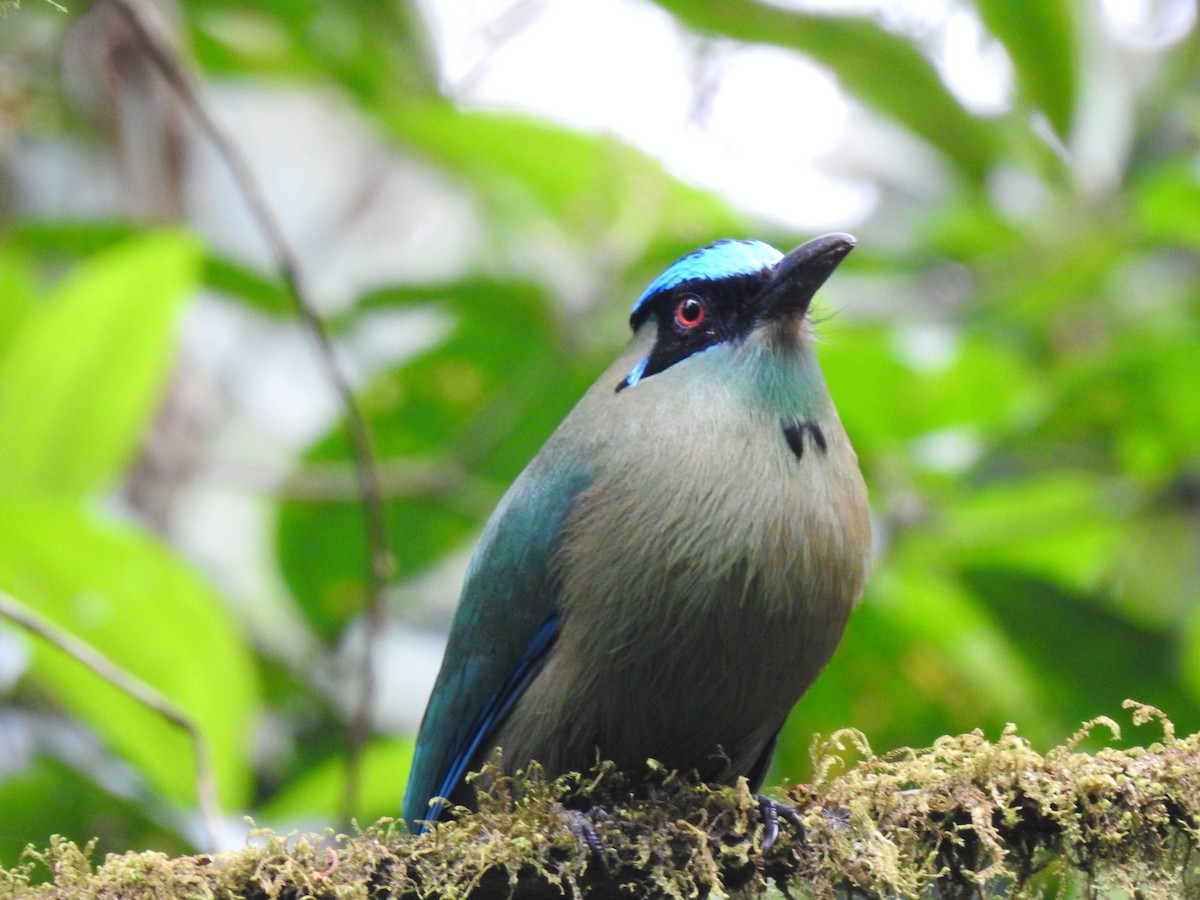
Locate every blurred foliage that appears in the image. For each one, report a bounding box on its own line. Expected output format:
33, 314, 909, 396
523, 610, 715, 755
0, 0, 1198, 875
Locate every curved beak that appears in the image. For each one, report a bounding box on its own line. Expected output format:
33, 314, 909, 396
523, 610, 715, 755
756, 232, 855, 322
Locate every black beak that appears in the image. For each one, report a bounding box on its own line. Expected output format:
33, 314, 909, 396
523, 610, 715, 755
756, 232, 855, 321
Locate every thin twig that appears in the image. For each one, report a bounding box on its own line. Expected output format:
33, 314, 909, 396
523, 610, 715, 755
0, 590, 224, 850
106, 0, 394, 825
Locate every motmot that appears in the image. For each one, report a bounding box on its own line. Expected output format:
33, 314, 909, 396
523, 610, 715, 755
403, 234, 871, 847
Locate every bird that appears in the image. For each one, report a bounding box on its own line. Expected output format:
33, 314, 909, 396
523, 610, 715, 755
402, 234, 872, 850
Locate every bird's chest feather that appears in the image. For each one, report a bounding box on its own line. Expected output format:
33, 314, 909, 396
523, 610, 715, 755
557, 405, 859, 673
533, 340, 869, 772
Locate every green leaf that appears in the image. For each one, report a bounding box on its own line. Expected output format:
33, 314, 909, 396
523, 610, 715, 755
1134, 161, 1200, 249
963, 568, 1200, 744
873, 551, 1051, 736
647, 0, 1002, 181
0, 231, 200, 497
184, 0, 435, 106
259, 737, 414, 824
1112, 508, 1200, 629
942, 474, 1123, 592
14, 218, 304, 320
11, 218, 145, 256
1183, 605, 1200, 706
202, 253, 294, 318
392, 101, 745, 239
817, 320, 1040, 461
975, 0, 1078, 137
1039, 316, 1200, 481
0, 499, 259, 809
0, 247, 35, 355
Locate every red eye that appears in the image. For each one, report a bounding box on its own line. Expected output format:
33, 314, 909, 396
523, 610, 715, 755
675, 295, 705, 328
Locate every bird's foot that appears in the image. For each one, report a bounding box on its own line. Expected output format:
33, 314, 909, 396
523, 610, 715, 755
559, 803, 611, 874
756, 794, 806, 854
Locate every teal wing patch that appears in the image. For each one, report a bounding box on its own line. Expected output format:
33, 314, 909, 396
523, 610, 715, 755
402, 460, 591, 828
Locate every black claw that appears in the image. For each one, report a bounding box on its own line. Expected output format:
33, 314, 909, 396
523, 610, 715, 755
756, 794, 805, 854
561, 806, 611, 875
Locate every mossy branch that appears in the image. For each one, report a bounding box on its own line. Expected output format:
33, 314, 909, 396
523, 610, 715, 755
4, 702, 1198, 899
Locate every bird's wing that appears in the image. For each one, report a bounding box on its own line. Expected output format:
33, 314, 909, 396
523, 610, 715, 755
402, 459, 591, 828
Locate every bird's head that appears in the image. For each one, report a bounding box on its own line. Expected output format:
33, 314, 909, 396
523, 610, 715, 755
616, 233, 855, 393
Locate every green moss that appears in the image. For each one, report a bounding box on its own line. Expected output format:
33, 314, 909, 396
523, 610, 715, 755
4, 702, 1199, 898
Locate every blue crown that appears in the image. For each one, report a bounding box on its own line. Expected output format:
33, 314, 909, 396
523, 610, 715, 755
632, 240, 783, 319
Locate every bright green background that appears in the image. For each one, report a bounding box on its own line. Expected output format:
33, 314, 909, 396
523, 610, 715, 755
1, 0, 1198, 866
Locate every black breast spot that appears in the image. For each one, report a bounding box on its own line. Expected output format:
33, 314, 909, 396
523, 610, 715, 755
782, 420, 827, 460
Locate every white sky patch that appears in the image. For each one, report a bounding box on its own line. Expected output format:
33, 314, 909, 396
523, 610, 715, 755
988, 164, 1050, 221
893, 322, 961, 372
937, 7, 1012, 114
424, 0, 695, 142
757, 0, 1012, 113
1099, 0, 1196, 50
413, 0, 1036, 227
662, 44, 878, 229
910, 426, 983, 473
0, 629, 29, 694
415, 0, 877, 229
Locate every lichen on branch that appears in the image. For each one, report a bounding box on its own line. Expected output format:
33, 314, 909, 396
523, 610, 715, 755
2, 702, 1198, 899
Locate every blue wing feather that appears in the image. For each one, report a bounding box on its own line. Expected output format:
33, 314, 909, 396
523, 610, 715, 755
402, 460, 591, 829
425, 612, 559, 821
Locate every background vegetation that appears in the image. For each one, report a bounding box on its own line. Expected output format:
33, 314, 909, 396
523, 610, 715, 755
0, 0, 1198, 870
